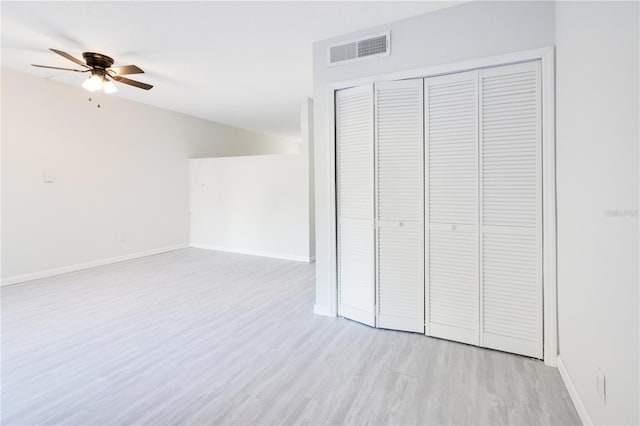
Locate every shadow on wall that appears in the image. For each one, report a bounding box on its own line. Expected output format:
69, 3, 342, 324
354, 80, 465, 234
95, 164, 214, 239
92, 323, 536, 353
190, 138, 301, 158
189, 127, 301, 158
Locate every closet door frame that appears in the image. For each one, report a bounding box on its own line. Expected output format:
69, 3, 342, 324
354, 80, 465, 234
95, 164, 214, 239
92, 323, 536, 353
327, 46, 557, 366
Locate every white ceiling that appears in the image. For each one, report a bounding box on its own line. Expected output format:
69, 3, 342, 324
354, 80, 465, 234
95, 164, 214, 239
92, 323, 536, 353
1, 1, 459, 141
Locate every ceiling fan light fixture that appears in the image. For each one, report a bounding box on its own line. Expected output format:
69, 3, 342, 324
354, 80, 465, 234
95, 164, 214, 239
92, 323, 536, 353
33, 49, 153, 92
103, 79, 117, 94
82, 73, 103, 92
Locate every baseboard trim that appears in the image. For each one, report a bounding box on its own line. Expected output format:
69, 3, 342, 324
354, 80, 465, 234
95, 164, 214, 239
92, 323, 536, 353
191, 243, 314, 263
313, 304, 334, 317
1, 244, 188, 287
557, 355, 593, 426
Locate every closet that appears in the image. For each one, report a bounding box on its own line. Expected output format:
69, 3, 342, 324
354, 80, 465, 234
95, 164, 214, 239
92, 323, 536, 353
336, 60, 542, 358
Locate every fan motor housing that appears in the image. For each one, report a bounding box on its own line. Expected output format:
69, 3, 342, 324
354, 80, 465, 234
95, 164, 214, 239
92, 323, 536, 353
82, 52, 114, 69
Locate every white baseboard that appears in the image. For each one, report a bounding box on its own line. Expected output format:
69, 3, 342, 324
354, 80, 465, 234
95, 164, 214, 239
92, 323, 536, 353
557, 355, 593, 426
313, 304, 334, 317
1, 244, 188, 287
191, 243, 314, 263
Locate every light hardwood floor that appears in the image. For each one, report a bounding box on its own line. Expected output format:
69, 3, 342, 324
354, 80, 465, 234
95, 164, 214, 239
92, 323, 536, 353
2, 248, 580, 426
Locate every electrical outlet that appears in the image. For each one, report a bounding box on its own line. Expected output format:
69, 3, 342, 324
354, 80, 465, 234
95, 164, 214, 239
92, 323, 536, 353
596, 367, 606, 405
118, 231, 127, 242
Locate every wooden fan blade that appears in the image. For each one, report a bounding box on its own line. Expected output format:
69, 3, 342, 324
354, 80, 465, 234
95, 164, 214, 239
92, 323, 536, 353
32, 64, 89, 72
108, 65, 144, 75
50, 48, 88, 68
111, 74, 153, 90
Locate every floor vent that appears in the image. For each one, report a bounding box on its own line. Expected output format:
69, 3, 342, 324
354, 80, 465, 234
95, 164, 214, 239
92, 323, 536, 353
329, 31, 390, 66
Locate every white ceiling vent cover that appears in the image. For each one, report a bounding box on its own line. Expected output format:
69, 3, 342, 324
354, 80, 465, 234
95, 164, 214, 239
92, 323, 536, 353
329, 31, 390, 66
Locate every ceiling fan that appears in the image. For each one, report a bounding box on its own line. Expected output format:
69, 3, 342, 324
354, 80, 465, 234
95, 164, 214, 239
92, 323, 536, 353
32, 48, 153, 93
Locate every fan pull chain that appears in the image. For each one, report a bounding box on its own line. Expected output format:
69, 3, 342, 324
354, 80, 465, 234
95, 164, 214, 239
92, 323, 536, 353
87, 96, 101, 108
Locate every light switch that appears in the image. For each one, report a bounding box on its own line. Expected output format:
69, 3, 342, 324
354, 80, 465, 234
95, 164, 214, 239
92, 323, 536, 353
43, 171, 55, 183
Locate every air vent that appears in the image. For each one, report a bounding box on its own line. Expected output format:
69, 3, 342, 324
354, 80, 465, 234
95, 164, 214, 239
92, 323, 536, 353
330, 42, 357, 63
329, 31, 390, 66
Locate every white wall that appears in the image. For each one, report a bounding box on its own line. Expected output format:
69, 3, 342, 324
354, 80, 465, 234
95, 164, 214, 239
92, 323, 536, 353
189, 98, 315, 262
1, 69, 297, 283
312, 1, 555, 313
555, 2, 639, 425
189, 153, 312, 262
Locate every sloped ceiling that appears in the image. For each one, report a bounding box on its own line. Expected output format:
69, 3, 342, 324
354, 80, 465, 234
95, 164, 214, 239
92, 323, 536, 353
1, 1, 460, 140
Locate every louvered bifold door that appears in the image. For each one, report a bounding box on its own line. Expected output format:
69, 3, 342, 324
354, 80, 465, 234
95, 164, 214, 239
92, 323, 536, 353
480, 61, 542, 358
425, 71, 480, 345
375, 79, 424, 333
336, 84, 376, 327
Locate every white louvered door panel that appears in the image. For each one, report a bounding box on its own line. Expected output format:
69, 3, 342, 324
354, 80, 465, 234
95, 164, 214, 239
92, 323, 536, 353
480, 61, 542, 358
375, 79, 424, 333
425, 71, 479, 345
336, 84, 375, 327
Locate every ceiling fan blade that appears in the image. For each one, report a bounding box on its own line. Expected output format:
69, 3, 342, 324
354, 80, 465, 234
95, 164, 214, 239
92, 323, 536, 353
32, 64, 89, 72
108, 65, 144, 75
111, 74, 153, 90
50, 48, 88, 68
